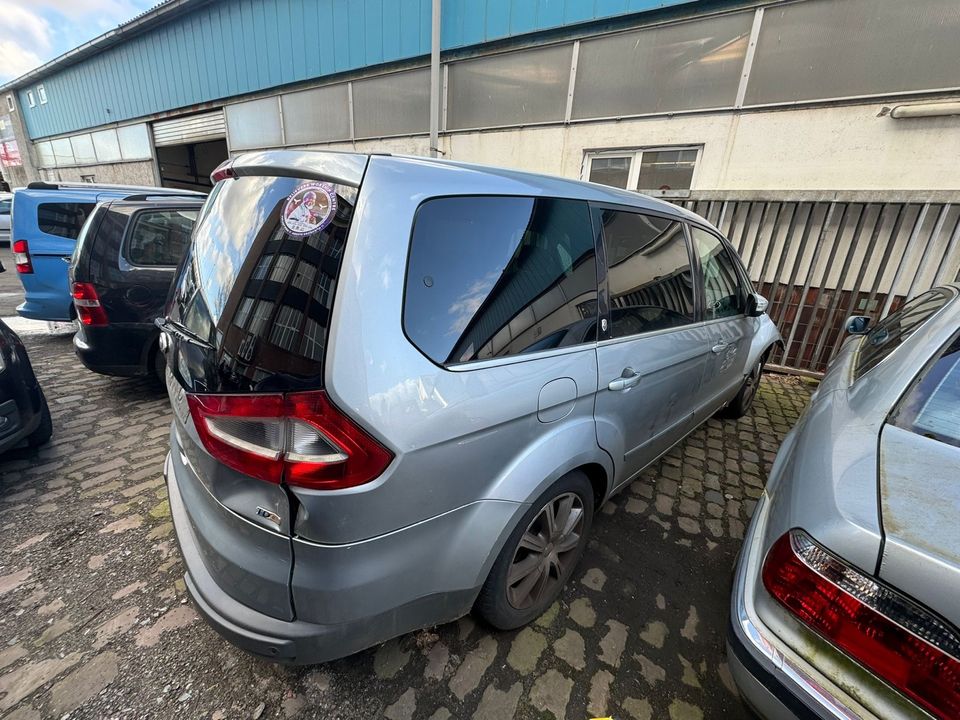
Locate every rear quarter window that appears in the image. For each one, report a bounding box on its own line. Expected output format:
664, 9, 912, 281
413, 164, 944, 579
125, 209, 198, 266
854, 289, 952, 379
404, 195, 598, 366
38, 202, 96, 239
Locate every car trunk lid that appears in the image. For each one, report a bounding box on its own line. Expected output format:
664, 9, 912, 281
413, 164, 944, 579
160, 153, 368, 620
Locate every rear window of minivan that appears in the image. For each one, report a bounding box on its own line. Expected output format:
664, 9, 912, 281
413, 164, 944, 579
165, 175, 355, 393
38, 202, 96, 239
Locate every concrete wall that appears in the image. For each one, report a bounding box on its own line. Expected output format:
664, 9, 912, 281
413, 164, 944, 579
2, 97, 39, 188
40, 160, 157, 186
439, 100, 960, 191
260, 97, 960, 192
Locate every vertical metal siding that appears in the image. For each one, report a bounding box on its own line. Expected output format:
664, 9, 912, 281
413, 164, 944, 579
18, 0, 701, 139
678, 194, 960, 375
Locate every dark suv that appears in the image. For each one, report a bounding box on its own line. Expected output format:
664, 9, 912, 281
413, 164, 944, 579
69, 195, 204, 379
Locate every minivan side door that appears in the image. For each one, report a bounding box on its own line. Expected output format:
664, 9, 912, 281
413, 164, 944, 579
592, 206, 711, 489
688, 224, 753, 416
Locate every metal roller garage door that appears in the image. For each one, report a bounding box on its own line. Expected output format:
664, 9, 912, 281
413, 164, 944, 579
152, 111, 226, 147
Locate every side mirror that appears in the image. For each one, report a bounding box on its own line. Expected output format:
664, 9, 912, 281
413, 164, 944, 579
746, 293, 769, 318
845, 315, 872, 335
0, 259, 5, 273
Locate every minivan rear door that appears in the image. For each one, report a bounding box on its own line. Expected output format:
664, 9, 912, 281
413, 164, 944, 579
161, 160, 365, 620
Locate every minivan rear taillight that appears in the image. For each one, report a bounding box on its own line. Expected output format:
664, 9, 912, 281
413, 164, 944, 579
72, 282, 109, 326
187, 390, 392, 490
763, 530, 960, 719
12, 240, 32, 273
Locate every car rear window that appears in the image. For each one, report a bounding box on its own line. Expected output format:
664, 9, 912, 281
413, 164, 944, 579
126, 209, 198, 266
404, 196, 598, 366
891, 332, 960, 448
165, 175, 355, 393
854, 289, 952, 379
38, 202, 96, 239
0, 199, 10, 214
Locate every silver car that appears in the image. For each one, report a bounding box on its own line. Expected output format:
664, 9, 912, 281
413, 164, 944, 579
160, 151, 780, 663
729, 286, 960, 719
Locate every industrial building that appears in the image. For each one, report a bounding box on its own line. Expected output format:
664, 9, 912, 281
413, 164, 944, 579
1, 0, 959, 374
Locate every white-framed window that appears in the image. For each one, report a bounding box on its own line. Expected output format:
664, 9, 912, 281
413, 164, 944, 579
5, 95, 13, 112
583, 146, 700, 198
26, 91, 36, 108
37, 85, 47, 105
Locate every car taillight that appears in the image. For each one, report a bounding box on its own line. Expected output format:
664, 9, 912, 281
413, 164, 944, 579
763, 530, 960, 719
72, 282, 109, 326
210, 159, 236, 183
12, 240, 32, 273
187, 390, 392, 490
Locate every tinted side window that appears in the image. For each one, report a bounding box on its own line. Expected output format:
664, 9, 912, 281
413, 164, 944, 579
126, 209, 198, 266
38, 202, 96, 240
892, 332, 960, 448
0, 199, 10, 214
405, 196, 598, 366
598, 209, 695, 339
855, 289, 952, 379
690, 226, 745, 321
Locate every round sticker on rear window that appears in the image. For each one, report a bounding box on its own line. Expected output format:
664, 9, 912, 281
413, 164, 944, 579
281, 182, 337, 237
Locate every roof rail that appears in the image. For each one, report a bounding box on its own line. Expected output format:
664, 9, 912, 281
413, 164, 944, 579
25, 181, 205, 194
120, 193, 207, 202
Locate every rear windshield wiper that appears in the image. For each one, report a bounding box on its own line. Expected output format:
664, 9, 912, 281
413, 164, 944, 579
156, 316, 214, 350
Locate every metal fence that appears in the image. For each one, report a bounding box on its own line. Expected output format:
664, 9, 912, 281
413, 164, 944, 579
677, 192, 960, 375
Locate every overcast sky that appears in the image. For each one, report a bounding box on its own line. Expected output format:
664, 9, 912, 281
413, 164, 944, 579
0, 0, 157, 84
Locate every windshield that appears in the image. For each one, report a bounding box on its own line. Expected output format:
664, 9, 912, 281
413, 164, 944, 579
165, 175, 356, 393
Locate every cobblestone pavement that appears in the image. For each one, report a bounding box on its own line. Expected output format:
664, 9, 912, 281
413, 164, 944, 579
0, 320, 815, 719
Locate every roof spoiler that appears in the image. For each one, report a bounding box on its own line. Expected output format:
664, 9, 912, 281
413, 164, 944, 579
222, 150, 372, 188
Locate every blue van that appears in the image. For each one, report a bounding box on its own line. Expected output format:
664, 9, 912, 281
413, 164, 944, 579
12, 182, 204, 321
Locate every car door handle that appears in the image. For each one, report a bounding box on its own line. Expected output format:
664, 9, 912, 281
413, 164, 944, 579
608, 368, 641, 392
711, 341, 729, 354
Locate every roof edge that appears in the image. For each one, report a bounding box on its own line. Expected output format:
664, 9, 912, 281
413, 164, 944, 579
0, 0, 215, 94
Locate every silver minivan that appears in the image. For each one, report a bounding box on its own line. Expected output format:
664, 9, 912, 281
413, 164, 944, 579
160, 150, 780, 663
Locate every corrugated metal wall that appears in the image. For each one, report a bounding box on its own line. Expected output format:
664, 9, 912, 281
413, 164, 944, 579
678, 193, 960, 375
17, 0, 698, 140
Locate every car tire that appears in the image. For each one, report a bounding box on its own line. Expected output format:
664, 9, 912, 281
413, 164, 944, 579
474, 470, 594, 630
27, 394, 53, 448
718, 357, 763, 419
151, 344, 166, 384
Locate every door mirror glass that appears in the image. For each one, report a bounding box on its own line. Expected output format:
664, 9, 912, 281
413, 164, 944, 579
746, 293, 768, 317
845, 315, 872, 335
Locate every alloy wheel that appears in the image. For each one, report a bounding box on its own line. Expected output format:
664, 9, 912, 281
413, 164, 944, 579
506, 492, 585, 610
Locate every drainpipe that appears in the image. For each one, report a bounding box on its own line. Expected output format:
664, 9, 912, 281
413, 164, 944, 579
429, 0, 441, 158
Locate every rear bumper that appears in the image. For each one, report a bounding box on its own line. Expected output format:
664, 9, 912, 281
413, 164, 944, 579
164, 450, 512, 664
0, 397, 40, 454
74, 324, 154, 377
728, 496, 870, 720
17, 298, 72, 322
